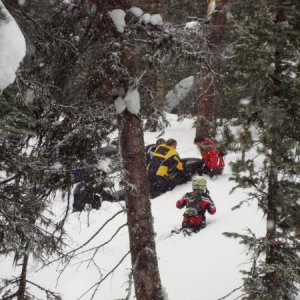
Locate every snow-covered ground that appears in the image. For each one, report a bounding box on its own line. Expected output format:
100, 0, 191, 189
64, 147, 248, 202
2, 114, 277, 300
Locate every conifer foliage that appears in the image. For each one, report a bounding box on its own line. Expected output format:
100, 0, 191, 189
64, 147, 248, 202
225, 0, 300, 299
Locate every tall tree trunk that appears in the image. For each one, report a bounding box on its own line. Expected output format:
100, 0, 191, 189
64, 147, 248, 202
155, 72, 165, 108
195, 0, 228, 141
265, 166, 279, 295
119, 110, 164, 300
264, 3, 285, 294
17, 251, 29, 300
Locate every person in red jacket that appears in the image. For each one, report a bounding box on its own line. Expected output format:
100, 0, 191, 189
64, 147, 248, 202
195, 136, 225, 178
176, 176, 216, 233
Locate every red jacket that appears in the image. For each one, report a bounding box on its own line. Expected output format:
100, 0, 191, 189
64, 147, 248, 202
201, 149, 225, 170
199, 138, 225, 170
176, 191, 216, 226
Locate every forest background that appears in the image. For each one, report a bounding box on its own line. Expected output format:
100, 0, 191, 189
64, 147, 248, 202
0, 1, 300, 300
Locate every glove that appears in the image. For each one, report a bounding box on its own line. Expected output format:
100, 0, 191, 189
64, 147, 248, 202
176, 199, 185, 209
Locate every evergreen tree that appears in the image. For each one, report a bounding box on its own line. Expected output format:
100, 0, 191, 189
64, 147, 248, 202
0, 0, 171, 298
225, 0, 300, 298
1, 5, 67, 296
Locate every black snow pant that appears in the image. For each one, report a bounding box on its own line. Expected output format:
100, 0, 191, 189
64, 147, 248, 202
181, 158, 204, 176
202, 166, 224, 178
73, 183, 126, 212
149, 171, 191, 199
73, 183, 102, 212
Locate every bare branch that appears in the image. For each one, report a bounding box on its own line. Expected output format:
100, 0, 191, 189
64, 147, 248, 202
76, 250, 131, 300
42, 209, 125, 268
217, 285, 244, 300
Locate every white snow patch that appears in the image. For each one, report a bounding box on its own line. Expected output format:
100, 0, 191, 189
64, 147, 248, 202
97, 158, 111, 173
185, 21, 200, 29
124, 88, 140, 115
165, 76, 194, 112
140, 13, 151, 25
52, 162, 63, 170
114, 88, 140, 115
24, 88, 35, 104
140, 13, 163, 26
52, 115, 66, 126
0, 2, 26, 93
129, 6, 143, 17
114, 96, 126, 114
108, 9, 126, 33
240, 98, 251, 106
150, 14, 163, 26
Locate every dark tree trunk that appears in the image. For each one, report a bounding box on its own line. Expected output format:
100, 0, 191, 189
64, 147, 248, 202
195, 0, 228, 141
17, 251, 29, 300
265, 167, 279, 294
264, 3, 285, 294
119, 110, 164, 300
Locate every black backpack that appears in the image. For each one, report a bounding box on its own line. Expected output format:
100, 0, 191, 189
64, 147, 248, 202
184, 191, 202, 216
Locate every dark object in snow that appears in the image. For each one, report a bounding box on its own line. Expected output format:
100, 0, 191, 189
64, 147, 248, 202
72, 182, 125, 212
170, 225, 206, 236
171, 227, 202, 236
72, 158, 100, 184
70, 140, 125, 212
181, 158, 204, 176
99, 144, 119, 157
73, 182, 102, 212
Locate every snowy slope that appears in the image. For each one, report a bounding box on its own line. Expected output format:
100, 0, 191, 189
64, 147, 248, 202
2, 114, 299, 300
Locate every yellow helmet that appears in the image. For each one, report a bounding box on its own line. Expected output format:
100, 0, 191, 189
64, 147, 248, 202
192, 176, 207, 191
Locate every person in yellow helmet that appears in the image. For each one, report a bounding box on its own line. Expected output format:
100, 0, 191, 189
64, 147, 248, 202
147, 138, 190, 198
176, 176, 216, 234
